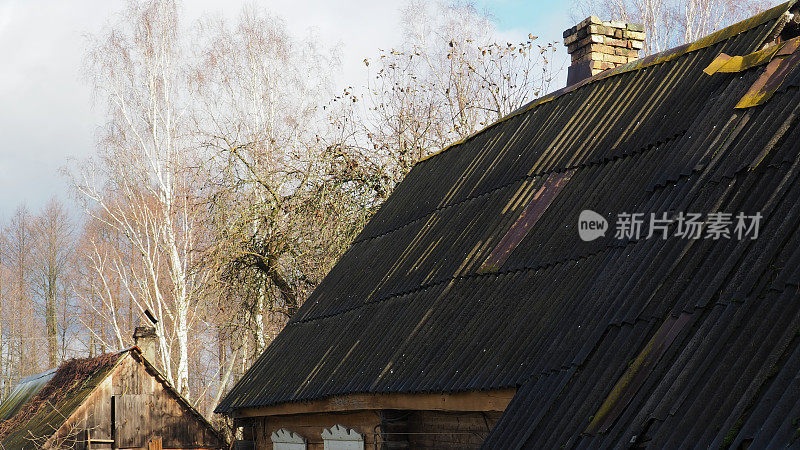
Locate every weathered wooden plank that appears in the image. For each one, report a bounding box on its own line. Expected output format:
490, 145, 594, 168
234, 388, 516, 418
42, 351, 225, 449
147, 436, 163, 450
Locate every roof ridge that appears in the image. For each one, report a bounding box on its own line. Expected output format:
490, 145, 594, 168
416, 0, 795, 166
127, 349, 226, 444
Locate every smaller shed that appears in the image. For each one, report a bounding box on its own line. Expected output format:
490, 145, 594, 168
0, 341, 226, 449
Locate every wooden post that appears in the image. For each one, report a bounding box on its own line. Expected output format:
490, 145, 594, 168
147, 436, 163, 450
110, 395, 116, 450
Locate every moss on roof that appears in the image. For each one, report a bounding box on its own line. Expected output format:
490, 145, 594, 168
0, 369, 56, 423
0, 352, 125, 449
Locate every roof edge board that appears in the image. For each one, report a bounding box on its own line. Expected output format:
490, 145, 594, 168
127, 348, 226, 443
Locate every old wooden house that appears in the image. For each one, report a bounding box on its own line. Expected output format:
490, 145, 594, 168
0, 327, 225, 449
219, 1, 800, 448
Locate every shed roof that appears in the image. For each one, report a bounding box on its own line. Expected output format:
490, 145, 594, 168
219, 1, 800, 446
0, 349, 223, 449
0, 369, 57, 422
0, 352, 124, 448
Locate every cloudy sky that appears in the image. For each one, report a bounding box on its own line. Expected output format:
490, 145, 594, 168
0, 0, 570, 217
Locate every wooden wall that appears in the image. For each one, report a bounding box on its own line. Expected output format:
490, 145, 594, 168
49, 353, 224, 449
248, 408, 503, 450
405, 410, 502, 449
250, 410, 381, 449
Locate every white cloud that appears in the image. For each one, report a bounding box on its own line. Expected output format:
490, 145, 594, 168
0, 1, 14, 35
0, 0, 116, 217
0, 0, 405, 216
0, 0, 568, 216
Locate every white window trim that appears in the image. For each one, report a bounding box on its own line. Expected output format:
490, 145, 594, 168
271, 428, 307, 450
321, 424, 364, 450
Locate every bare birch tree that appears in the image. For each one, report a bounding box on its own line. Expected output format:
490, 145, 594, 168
72, 213, 136, 355
76, 0, 199, 395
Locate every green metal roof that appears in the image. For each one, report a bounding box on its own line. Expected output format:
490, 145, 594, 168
0, 369, 56, 422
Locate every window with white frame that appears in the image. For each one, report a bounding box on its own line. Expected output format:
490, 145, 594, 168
321, 424, 364, 450
271, 428, 307, 450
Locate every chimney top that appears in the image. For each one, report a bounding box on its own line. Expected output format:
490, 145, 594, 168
564, 17, 645, 85
133, 326, 157, 364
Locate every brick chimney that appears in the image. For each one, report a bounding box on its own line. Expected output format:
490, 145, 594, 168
564, 17, 645, 85
133, 326, 158, 364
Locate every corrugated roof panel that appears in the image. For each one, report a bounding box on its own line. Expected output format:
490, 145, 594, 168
219, 4, 800, 447
0, 369, 56, 422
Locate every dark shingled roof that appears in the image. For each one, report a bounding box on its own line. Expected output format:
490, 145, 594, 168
219, 1, 800, 447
